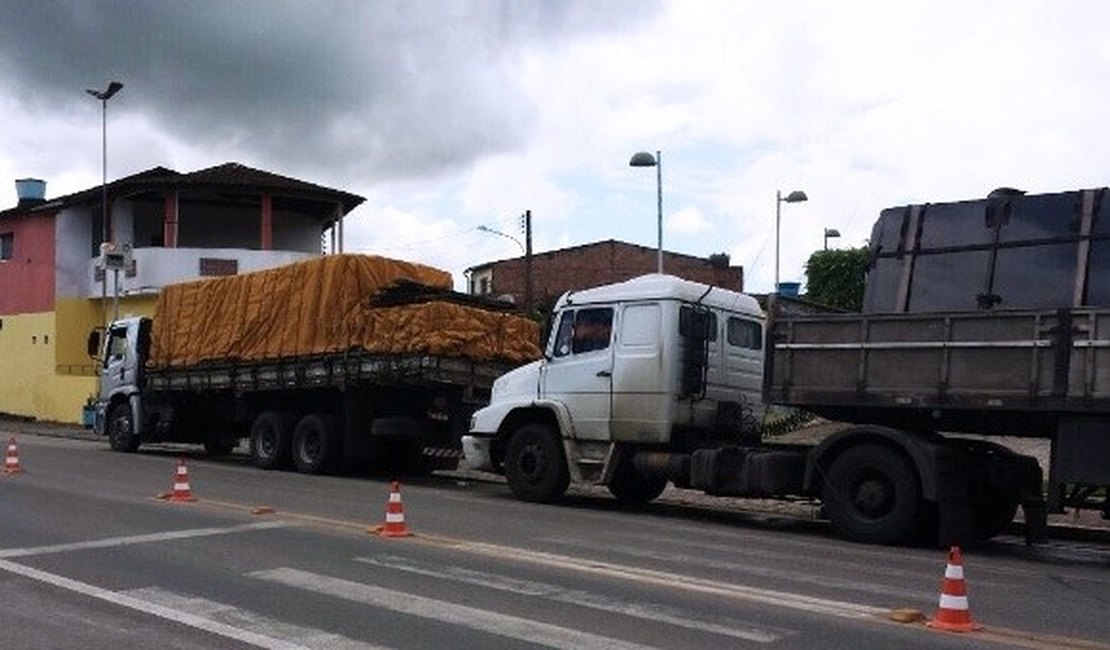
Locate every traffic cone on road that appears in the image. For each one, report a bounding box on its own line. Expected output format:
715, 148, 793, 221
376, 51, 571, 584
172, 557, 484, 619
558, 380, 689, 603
3, 437, 24, 474
374, 481, 412, 537
928, 546, 981, 632
162, 458, 197, 502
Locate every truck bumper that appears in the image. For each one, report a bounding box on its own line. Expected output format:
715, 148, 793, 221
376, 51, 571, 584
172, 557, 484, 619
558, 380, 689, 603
461, 435, 493, 471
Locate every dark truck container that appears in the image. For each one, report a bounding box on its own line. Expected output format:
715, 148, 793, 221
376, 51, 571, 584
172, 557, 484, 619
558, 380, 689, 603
767, 187, 1110, 543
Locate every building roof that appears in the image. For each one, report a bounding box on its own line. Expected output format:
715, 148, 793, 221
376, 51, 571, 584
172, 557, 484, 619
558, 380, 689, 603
1, 162, 365, 220
465, 238, 732, 272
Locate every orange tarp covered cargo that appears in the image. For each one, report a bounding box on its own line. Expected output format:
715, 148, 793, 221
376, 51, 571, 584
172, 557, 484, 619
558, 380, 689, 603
150, 254, 541, 368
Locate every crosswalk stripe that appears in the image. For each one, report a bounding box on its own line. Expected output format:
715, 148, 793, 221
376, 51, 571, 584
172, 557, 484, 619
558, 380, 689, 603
0, 521, 291, 559
250, 567, 666, 650
355, 554, 785, 643
123, 587, 389, 650
0, 558, 308, 649
539, 535, 928, 601
450, 540, 888, 619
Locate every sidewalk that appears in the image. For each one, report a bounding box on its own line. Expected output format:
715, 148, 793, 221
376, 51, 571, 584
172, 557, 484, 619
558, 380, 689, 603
0, 416, 100, 442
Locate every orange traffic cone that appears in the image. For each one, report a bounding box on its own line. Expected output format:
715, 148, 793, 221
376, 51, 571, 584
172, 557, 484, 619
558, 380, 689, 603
4, 437, 24, 474
376, 481, 412, 537
162, 458, 197, 502
928, 546, 981, 632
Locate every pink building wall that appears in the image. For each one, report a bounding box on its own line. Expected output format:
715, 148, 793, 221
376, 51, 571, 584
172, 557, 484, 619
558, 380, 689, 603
0, 212, 56, 314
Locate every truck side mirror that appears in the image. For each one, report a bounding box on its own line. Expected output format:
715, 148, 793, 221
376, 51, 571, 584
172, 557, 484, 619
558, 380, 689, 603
679, 306, 713, 341
86, 328, 103, 359
678, 306, 711, 398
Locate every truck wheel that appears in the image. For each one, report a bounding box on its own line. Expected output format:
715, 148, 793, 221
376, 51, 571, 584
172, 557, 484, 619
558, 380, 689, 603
250, 411, 294, 470
107, 402, 140, 453
973, 497, 1019, 541
608, 460, 667, 506
292, 414, 342, 475
504, 424, 569, 503
822, 444, 921, 545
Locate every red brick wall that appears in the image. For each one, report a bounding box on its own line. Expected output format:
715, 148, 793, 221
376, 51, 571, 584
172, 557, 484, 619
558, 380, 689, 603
487, 241, 742, 308
0, 212, 56, 315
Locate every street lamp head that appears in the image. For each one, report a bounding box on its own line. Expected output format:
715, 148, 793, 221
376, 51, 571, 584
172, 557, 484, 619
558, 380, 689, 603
629, 151, 658, 168
86, 81, 124, 101
824, 228, 841, 238
782, 190, 808, 203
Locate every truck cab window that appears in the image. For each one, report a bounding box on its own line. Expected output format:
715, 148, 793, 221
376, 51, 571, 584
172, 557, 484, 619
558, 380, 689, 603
552, 308, 615, 357
572, 307, 613, 354
727, 317, 762, 350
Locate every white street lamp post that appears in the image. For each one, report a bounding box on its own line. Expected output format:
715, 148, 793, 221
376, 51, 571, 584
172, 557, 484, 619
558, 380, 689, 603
85, 80, 123, 326
775, 189, 808, 293
629, 150, 663, 273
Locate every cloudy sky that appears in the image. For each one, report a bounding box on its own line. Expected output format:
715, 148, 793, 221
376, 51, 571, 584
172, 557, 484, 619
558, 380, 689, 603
3, 1, 1110, 292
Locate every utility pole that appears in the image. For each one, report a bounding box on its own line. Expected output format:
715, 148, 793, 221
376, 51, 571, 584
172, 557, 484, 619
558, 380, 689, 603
523, 210, 533, 311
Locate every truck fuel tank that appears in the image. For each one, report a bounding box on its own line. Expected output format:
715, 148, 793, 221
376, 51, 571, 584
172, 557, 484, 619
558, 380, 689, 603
689, 447, 806, 497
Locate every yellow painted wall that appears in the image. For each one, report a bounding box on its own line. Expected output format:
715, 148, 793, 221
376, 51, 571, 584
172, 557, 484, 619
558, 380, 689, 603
0, 295, 159, 424
0, 311, 66, 421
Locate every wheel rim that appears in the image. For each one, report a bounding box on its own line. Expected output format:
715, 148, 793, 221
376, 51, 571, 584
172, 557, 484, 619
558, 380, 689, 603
300, 430, 321, 464
851, 471, 894, 519
518, 443, 546, 483
109, 413, 131, 444
258, 428, 277, 458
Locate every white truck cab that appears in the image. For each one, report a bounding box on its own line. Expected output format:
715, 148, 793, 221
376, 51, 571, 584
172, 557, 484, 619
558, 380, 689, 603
464, 274, 765, 503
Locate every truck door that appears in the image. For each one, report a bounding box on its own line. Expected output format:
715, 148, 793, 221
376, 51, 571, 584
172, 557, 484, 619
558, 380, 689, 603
100, 323, 133, 396
541, 306, 614, 440
610, 302, 668, 443
724, 316, 764, 397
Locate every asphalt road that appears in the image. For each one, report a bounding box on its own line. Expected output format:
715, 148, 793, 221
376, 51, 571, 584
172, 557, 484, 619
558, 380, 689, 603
2, 433, 1108, 649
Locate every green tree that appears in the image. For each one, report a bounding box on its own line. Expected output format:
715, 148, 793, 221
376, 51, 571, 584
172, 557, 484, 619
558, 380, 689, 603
804, 246, 870, 311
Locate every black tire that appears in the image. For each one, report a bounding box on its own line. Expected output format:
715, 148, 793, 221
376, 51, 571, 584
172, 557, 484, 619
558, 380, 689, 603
973, 498, 1019, 541
292, 413, 342, 475
249, 411, 295, 470
608, 460, 667, 505
504, 423, 569, 503
962, 440, 1025, 541
822, 444, 921, 545
107, 401, 140, 453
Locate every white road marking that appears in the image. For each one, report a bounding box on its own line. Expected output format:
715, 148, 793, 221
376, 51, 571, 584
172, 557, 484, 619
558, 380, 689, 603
443, 540, 888, 620
251, 567, 666, 650
0, 558, 310, 649
0, 521, 290, 558
356, 554, 786, 643
539, 535, 930, 601
124, 586, 390, 650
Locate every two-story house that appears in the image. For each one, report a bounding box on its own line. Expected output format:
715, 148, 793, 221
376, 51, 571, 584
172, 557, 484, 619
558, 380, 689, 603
0, 162, 363, 423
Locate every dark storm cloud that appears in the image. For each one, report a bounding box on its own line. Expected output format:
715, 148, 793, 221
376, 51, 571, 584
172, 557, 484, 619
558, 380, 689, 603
0, 0, 656, 181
